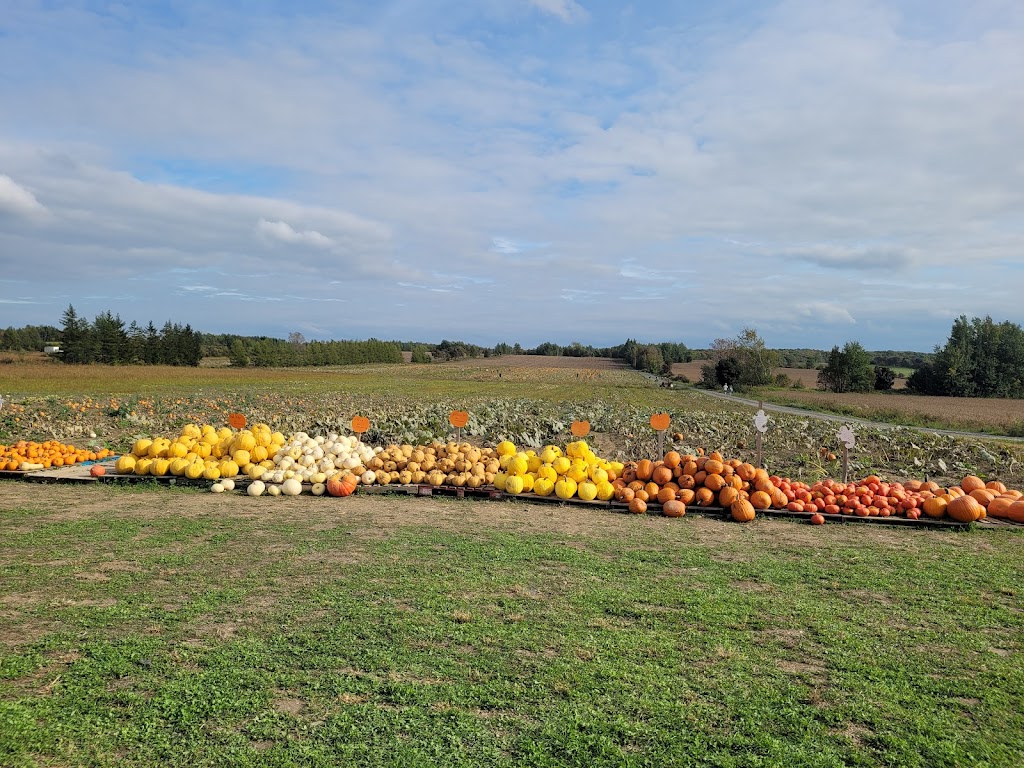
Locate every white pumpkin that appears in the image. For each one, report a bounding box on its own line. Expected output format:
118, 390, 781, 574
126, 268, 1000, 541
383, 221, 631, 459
361, 470, 376, 485
221, 478, 235, 491
267, 484, 281, 496
311, 482, 326, 496
247, 480, 266, 497
281, 478, 303, 496
210, 482, 225, 493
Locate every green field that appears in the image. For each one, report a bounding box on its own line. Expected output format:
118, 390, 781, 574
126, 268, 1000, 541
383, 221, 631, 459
1, 483, 1022, 767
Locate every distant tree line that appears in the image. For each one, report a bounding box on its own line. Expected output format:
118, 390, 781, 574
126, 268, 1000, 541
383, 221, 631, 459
57, 306, 203, 365
0, 324, 62, 351
225, 335, 402, 367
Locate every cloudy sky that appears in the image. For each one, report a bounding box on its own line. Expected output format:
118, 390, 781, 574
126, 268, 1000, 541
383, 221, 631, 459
2, 0, 1022, 350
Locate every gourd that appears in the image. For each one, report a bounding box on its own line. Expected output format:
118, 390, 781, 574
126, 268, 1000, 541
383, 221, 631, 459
210, 483, 225, 493
247, 480, 266, 497
221, 478, 235, 491
267, 484, 281, 496
311, 482, 326, 496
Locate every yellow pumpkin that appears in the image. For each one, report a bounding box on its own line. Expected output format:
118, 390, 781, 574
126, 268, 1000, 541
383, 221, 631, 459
504, 475, 525, 495
555, 477, 577, 500
577, 481, 598, 501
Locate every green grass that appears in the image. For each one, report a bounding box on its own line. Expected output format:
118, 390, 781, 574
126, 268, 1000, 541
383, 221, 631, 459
2, 485, 1022, 766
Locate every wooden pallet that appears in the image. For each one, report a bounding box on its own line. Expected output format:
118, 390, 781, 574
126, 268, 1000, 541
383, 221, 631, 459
23, 459, 118, 484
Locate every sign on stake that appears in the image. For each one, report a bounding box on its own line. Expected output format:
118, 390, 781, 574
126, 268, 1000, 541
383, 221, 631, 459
837, 425, 856, 482
449, 410, 469, 441
351, 415, 370, 435
650, 413, 670, 455
571, 420, 591, 438
753, 401, 768, 467
228, 413, 247, 429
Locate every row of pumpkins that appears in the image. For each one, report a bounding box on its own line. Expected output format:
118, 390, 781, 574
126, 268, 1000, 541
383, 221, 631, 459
108, 423, 1024, 522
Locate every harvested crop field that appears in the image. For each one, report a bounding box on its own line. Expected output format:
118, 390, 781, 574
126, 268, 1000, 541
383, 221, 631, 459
769, 390, 1024, 434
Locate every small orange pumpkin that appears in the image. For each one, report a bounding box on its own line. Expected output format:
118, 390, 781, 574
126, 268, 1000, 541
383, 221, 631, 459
327, 473, 358, 497
662, 500, 686, 517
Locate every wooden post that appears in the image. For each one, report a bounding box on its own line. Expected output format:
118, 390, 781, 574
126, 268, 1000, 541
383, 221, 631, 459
842, 443, 849, 483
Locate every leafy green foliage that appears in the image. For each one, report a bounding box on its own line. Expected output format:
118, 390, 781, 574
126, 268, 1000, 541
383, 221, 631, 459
909, 316, 1024, 398
874, 366, 896, 391
818, 342, 874, 393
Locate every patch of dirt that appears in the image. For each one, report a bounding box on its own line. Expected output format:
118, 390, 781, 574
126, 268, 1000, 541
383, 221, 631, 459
273, 697, 305, 715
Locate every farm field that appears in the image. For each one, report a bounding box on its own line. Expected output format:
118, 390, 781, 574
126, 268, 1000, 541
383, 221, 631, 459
671, 361, 907, 390
2, 357, 1024, 485
1, 482, 1022, 767
761, 390, 1024, 437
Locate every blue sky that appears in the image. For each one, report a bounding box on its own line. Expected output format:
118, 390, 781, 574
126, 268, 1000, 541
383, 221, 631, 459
1, 0, 1022, 350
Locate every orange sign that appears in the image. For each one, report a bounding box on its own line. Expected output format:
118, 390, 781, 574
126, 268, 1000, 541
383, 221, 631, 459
650, 413, 671, 431
449, 410, 470, 428
351, 415, 370, 434
228, 413, 247, 429
570, 420, 591, 437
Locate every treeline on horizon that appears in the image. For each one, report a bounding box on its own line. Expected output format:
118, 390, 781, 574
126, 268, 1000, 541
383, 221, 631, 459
3, 309, 1019, 399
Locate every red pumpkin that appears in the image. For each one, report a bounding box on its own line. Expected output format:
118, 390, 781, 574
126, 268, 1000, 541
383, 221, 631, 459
809, 512, 825, 525
327, 473, 358, 497
90, 464, 106, 477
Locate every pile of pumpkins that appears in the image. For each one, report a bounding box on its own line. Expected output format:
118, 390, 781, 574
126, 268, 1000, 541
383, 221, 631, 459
107, 424, 1023, 523
492, 439, 625, 502
114, 424, 286, 480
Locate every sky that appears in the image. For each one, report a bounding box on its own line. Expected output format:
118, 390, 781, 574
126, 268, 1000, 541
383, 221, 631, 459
1, 0, 1023, 351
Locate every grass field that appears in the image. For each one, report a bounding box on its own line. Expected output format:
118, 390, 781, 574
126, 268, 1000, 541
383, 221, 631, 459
1, 483, 1022, 767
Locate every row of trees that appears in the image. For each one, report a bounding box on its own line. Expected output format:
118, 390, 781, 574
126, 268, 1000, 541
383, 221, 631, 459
227, 336, 402, 367
59, 306, 203, 366
0, 324, 62, 352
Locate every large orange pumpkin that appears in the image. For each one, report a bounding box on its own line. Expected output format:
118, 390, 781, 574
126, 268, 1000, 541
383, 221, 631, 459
731, 499, 756, 522
703, 459, 725, 476
663, 451, 682, 469
636, 460, 654, 481
987, 497, 1013, 518
628, 497, 648, 514
1007, 501, 1024, 523
718, 486, 740, 507
947, 495, 984, 523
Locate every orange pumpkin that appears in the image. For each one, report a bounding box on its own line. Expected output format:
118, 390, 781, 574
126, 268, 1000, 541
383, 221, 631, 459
636, 460, 654, 482
749, 490, 772, 510
947, 495, 984, 523
703, 459, 725, 476
662, 500, 686, 518
677, 489, 696, 505
695, 487, 715, 506
921, 496, 948, 519
628, 498, 648, 514
960, 475, 985, 493
663, 451, 682, 469
718, 486, 740, 507
969, 488, 995, 507
327, 473, 358, 497
90, 464, 106, 477
1007, 501, 1024, 523
731, 499, 756, 522
651, 465, 673, 486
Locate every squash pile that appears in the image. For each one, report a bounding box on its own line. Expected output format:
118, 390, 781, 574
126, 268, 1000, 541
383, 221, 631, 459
493, 439, 624, 502
1, 440, 115, 471
114, 423, 286, 480
362, 441, 501, 487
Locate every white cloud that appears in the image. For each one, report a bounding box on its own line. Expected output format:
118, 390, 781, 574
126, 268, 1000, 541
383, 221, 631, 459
257, 218, 334, 248
0, 174, 47, 219
528, 0, 588, 23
